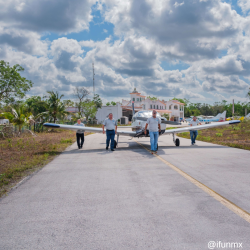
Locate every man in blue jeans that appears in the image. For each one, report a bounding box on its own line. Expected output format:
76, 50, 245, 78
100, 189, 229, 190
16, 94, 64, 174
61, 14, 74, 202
190, 116, 201, 145
144, 110, 161, 153
102, 113, 117, 151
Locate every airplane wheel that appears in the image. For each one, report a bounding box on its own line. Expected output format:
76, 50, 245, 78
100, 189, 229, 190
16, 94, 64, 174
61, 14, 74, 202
114, 140, 117, 148
175, 138, 180, 147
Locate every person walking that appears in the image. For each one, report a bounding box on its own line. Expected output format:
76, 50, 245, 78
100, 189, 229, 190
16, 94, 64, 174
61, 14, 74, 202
102, 113, 117, 151
74, 119, 85, 149
144, 110, 161, 153
190, 116, 201, 145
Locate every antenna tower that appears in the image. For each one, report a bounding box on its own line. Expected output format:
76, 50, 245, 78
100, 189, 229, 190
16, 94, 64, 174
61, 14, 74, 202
92, 63, 95, 96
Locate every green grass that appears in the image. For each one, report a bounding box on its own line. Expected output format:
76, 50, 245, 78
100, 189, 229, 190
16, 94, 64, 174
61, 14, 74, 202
177, 120, 250, 151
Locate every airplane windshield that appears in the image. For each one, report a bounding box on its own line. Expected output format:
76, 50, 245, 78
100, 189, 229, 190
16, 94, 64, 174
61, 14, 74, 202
134, 111, 161, 118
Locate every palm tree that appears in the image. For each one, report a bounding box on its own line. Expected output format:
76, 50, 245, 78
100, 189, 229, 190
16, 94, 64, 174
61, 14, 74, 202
37, 91, 69, 123
11, 105, 32, 133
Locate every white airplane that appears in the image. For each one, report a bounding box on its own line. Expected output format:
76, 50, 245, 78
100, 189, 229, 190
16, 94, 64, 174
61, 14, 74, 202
198, 111, 227, 124
246, 113, 250, 119
43, 109, 240, 149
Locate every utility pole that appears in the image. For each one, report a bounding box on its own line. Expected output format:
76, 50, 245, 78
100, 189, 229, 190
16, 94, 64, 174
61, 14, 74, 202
92, 63, 95, 96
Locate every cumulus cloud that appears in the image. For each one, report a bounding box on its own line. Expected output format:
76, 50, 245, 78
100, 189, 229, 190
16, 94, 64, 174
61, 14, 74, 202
0, 0, 250, 103
0, 0, 95, 34
238, 0, 250, 14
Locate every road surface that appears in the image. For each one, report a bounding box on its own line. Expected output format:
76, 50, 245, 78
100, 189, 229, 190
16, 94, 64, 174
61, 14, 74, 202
0, 132, 250, 250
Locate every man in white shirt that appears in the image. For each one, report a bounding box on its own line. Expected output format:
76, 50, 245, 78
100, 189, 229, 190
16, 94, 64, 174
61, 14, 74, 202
190, 116, 201, 145
144, 110, 161, 153
102, 113, 117, 151
74, 119, 85, 149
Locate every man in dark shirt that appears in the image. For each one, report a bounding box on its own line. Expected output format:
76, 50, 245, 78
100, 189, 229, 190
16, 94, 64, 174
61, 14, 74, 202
74, 119, 85, 149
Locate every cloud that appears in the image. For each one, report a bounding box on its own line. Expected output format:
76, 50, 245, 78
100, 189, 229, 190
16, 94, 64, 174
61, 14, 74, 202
0, 0, 95, 34
102, 0, 243, 62
238, 0, 250, 14
0, 28, 48, 55
0, 0, 249, 104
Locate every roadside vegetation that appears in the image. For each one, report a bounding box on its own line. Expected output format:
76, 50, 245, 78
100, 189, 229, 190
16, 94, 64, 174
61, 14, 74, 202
177, 120, 250, 150
0, 130, 90, 197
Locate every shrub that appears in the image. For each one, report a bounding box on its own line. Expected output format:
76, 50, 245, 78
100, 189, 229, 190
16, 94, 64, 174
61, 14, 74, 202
216, 133, 223, 137
60, 139, 72, 144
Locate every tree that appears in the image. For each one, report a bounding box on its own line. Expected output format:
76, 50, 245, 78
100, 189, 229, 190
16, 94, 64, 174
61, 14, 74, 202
111, 101, 116, 106
147, 96, 158, 101
82, 101, 97, 122
0, 60, 33, 103
106, 102, 111, 106
11, 105, 32, 133
38, 91, 68, 123
63, 99, 74, 108
25, 96, 47, 117
74, 86, 90, 117
93, 94, 102, 109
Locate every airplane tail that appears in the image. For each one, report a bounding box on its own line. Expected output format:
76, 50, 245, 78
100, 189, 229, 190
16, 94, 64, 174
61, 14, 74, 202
219, 111, 226, 121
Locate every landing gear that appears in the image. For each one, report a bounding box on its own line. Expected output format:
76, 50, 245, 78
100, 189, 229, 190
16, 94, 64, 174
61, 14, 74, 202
173, 133, 180, 147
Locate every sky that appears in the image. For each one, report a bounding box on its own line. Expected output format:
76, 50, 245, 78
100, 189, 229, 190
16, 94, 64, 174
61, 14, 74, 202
1, 0, 250, 105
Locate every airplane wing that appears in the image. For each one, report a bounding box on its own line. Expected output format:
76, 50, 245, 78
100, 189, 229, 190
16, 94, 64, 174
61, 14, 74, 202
43, 123, 136, 137
162, 120, 240, 135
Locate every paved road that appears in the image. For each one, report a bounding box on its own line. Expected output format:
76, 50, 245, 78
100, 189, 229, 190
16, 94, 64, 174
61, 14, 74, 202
1, 132, 250, 250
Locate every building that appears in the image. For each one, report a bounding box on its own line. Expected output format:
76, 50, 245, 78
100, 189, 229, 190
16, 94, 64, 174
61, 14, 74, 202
121, 88, 184, 121
95, 103, 122, 124
67, 88, 185, 123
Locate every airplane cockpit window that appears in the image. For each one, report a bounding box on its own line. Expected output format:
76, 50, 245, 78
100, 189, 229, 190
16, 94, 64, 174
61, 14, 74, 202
134, 111, 161, 118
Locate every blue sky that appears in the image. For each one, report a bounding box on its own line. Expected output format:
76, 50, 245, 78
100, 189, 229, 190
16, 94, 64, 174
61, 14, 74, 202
0, 0, 250, 104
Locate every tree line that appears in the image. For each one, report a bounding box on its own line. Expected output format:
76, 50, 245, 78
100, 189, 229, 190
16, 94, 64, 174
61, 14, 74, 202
1, 59, 250, 133
0, 60, 102, 132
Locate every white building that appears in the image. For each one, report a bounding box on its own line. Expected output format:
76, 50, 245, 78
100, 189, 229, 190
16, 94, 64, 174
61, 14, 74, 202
121, 88, 184, 122
67, 88, 185, 123
95, 103, 123, 124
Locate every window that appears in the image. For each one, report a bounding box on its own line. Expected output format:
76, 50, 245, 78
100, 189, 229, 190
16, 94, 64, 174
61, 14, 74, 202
165, 106, 166, 110
154, 105, 155, 109
140, 98, 141, 101
169, 105, 172, 110
137, 98, 139, 101
133, 98, 135, 101
150, 104, 152, 109
174, 105, 178, 110
157, 105, 158, 109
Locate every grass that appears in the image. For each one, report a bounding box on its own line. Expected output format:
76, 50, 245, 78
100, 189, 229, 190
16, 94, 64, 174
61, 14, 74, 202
177, 120, 250, 151
0, 130, 90, 197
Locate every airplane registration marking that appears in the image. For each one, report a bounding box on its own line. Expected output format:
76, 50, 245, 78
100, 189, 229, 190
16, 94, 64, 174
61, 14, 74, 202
133, 139, 250, 224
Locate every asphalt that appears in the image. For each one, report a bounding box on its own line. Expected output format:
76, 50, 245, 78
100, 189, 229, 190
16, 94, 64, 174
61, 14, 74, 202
0, 131, 250, 250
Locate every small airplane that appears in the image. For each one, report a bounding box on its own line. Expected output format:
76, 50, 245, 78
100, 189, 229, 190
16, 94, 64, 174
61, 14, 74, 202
43, 105, 240, 149
246, 113, 250, 119
197, 111, 227, 124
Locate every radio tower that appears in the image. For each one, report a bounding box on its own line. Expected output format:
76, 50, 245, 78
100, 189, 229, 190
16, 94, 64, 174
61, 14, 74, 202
92, 63, 95, 96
